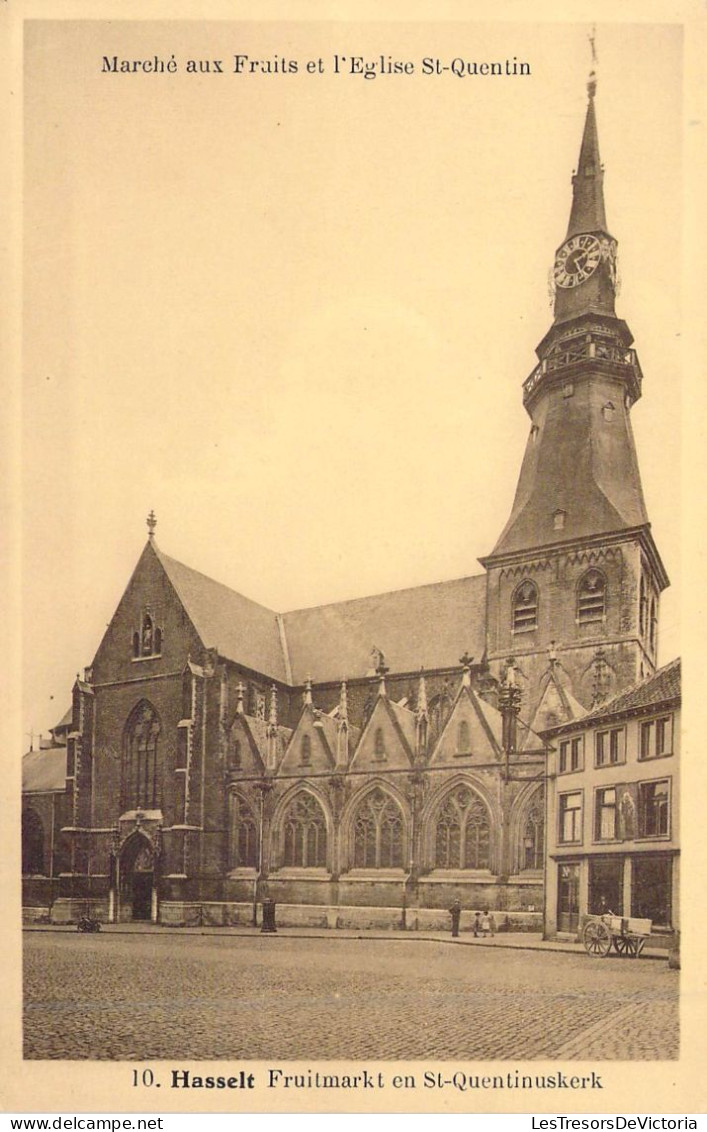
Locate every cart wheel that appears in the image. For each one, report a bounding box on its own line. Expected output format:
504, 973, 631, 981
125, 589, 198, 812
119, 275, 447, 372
583, 919, 612, 958
614, 935, 637, 958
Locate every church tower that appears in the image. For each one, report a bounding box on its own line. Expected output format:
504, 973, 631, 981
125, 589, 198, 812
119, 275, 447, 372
481, 73, 669, 717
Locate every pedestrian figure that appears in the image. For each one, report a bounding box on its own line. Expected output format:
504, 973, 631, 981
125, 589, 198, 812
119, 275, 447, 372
449, 899, 462, 938
481, 910, 494, 937
473, 911, 482, 938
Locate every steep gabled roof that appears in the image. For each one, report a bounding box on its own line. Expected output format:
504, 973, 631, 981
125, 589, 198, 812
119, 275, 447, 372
22, 747, 67, 792
154, 546, 289, 682
282, 573, 487, 684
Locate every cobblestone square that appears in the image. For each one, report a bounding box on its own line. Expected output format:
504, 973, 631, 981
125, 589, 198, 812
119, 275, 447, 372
23, 930, 678, 1061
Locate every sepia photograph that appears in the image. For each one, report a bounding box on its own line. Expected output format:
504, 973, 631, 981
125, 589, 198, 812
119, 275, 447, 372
8, 8, 699, 1115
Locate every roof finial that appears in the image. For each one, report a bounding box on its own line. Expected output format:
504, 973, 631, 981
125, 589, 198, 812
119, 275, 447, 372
147, 510, 157, 539
304, 677, 313, 707
459, 652, 474, 689
339, 678, 348, 722
587, 25, 597, 100
417, 668, 428, 719
268, 684, 278, 728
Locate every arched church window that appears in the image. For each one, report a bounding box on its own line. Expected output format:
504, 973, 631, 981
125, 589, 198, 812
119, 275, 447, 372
301, 734, 312, 765
512, 581, 538, 632
457, 720, 470, 753
650, 598, 657, 651
353, 788, 404, 869
229, 794, 257, 869
122, 701, 162, 811
435, 786, 490, 870
282, 792, 327, 868
22, 809, 45, 875
521, 790, 545, 871
577, 569, 606, 625
141, 614, 153, 655
373, 727, 386, 760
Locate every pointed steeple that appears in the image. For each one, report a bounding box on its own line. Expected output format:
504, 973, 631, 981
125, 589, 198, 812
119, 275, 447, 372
566, 77, 607, 239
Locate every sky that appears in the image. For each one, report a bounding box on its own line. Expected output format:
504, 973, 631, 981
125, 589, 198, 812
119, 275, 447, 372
22, 20, 683, 740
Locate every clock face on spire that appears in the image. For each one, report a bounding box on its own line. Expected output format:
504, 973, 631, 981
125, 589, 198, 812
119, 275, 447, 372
553, 233, 602, 288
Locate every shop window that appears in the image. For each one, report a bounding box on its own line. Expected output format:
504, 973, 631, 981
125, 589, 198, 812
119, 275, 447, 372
512, 581, 538, 633
559, 735, 584, 774
588, 857, 623, 916
353, 788, 403, 869
632, 855, 672, 927
595, 727, 625, 767
577, 569, 606, 625
558, 791, 583, 845
638, 779, 670, 838
435, 786, 490, 870
282, 792, 327, 868
640, 715, 673, 760
594, 786, 618, 841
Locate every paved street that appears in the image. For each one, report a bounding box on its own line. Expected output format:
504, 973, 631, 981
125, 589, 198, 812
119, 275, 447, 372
23, 930, 678, 1061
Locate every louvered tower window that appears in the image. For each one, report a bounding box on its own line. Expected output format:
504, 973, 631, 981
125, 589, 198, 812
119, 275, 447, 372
512, 581, 538, 632
577, 569, 606, 625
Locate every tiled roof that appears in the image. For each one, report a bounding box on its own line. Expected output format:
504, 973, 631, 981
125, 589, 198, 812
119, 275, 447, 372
157, 542, 488, 686
22, 747, 67, 792
282, 573, 487, 684
543, 657, 680, 735
156, 548, 289, 682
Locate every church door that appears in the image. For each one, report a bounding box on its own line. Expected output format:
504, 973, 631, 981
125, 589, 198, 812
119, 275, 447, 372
120, 836, 155, 922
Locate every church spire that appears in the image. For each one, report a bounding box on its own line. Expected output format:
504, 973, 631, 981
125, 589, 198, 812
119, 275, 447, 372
565, 75, 607, 239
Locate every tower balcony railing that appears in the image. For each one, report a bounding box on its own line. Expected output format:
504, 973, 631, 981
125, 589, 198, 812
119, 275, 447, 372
523, 337, 642, 407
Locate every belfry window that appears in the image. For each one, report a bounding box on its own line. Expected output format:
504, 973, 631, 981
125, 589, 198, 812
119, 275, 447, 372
577, 570, 606, 625
435, 786, 490, 870
512, 581, 538, 633
122, 701, 162, 811
353, 788, 404, 869
133, 611, 162, 658
640, 576, 648, 636
649, 598, 658, 651
283, 792, 327, 868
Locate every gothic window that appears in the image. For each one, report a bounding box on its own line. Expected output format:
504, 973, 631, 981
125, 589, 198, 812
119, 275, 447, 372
282, 792, 327, 868
373, 727, 386, 760
522, 791, 545, 871
22, 809, 45, 875
434, 786, 490, 870
134, 611, 162, 658
457, 720, 470, 753
122, 701, 162, 811
353, 788, 404, 869
577, 569, 606, 625
649, 598, 657, 651
301, 734, 312, 765
512, 581, 538, 632
640, 575, 648, 636
229, 794, 257, 868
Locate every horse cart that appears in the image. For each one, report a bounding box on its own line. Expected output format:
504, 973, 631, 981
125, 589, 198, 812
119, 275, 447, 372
582, 914, 652, 958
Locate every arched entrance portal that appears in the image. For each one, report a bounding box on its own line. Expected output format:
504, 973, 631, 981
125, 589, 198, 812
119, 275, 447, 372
119, 835, 156, 922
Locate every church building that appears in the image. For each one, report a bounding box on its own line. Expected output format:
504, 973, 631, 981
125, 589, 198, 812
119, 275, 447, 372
22, 73, 671, 932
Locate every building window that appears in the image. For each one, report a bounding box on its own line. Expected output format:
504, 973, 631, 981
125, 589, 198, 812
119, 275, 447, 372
594, 787, 618, 841
282, 792, 327, 867
434, 786, 490, 870
229, 794, 257, 869
559, 735, 584, 774
512, 580, 538, 633
522, 790, 544, 871
632, 855, 672, 927
457, 720, 470, 753
640, 575, 648, 637
122, 701, 162, 811
558, 791, 583, 845
596, 727, 625, 767
588, 857, 623, 916
301, 734, 312, 765
22, 809, 45, 875
638, 779, 670, 838
577, 569, 606, 625
640, 715, 673, 760
649, 598, 658, 651
353, 788, 404, 869
373, 727, 386, 761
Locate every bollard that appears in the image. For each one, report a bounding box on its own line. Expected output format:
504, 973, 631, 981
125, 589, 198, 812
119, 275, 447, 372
261, 898, 277, 934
